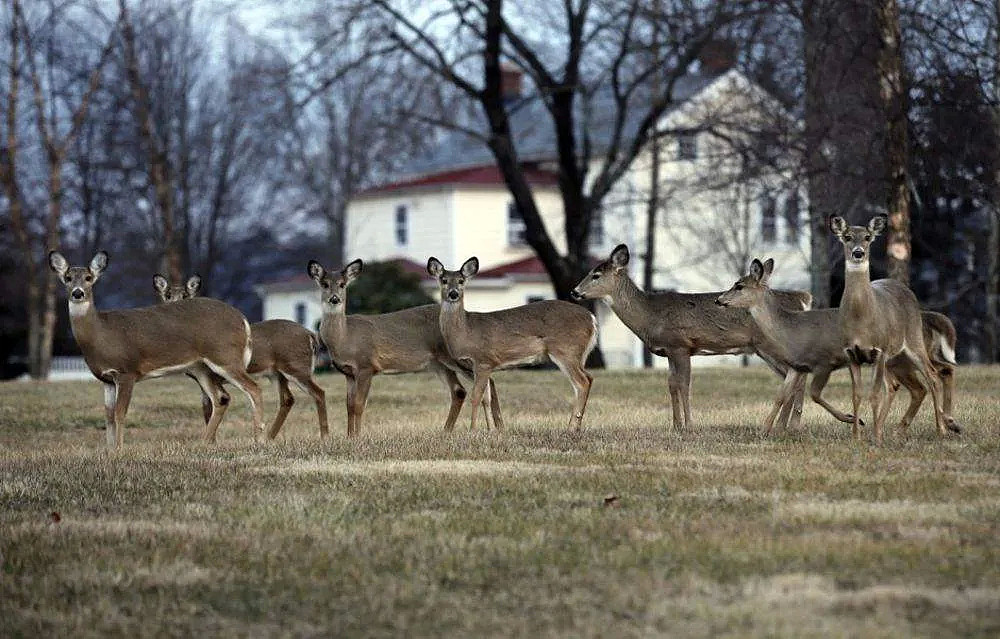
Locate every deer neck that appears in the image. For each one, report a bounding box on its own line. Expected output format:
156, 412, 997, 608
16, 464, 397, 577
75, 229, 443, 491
840, 263, 877, 322
438, 297, 468, 337
748, 294, 797, 362
607, 275, 654, 343
321, 306, 348, 345
66, 298, 103, 354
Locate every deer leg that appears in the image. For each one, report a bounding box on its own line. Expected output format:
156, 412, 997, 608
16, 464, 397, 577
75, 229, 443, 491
665, 351, 688, 430
885, 360, 924, 434
846, 354, 863, 440
868, 349, 887, 445
910, 348, 957, 435
763, 370, 800, 436
467, 369, 492, 431
103, 382, 117, 448
190, 367, 229, 443
488, 379, 504, 430
780, 372, 808, 431
345, 375, 357, 437
112, 375, 135, 448
351, 370, 374, 434
437, 367, 466, 432
807, 367, 860, 425
266, 375, 295, 440
937, 363, 955, 417
291, 374, 328, 439
552, 352, 593, 430
207, 363, 265, 439
186, 371, 213, 425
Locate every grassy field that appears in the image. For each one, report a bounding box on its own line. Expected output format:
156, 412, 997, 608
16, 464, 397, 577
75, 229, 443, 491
1, 365, 999, 638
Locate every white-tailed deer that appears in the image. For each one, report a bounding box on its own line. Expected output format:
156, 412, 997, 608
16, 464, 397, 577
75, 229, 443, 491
570, 244, 812, 430
829, 214, 960, 443
154, 274, 329, 440
49, 251, 264, 447
717, 258, 959, 435
427, 256, 598, 430
307, 258, 501, 436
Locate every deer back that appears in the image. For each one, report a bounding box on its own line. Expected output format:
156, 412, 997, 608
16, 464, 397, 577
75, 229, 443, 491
248, 319, 316, 376
79, 298, 249, 379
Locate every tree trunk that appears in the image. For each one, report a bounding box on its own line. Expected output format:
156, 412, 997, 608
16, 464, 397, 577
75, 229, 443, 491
642, 141, 660, 368
876, 0, 911, 284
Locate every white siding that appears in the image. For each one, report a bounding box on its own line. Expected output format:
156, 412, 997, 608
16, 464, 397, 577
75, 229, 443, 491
262, 290, 323, 332
346, 189, 456, 265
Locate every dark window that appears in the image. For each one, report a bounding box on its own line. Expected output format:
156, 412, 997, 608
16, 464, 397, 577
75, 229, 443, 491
507, 200, 527, 246
294, 302, 307, 326
784, 193, 800, 243
760, 194, 776, 243
395, 204, 408, 245
677, 132, 698, 160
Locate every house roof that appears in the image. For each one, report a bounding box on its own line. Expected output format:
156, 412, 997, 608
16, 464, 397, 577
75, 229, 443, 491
477, 256, 548, 278
254, 258, 430, 296
395, 70, 724, 182
358, 166, 559, 196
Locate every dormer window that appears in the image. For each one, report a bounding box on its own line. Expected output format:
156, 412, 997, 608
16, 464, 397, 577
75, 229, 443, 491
677, 132, 698, 161
760, 194, 776, 244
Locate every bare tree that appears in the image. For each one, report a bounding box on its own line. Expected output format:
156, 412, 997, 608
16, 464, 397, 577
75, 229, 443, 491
0, 0, 118, 379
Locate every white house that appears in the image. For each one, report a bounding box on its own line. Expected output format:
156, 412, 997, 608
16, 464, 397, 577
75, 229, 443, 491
256, 62, 809, 369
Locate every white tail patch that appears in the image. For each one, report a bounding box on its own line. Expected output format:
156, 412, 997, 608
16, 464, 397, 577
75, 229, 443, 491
584, 313, 599, 360
936, 332, 956, 365
242, 319, 253, 370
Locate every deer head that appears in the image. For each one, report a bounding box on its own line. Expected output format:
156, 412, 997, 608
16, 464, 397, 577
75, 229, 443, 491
153, 274, 202, 303
716, 258, 774, 308
571, 244, 629, 301
829, 214, 887, 270
49, 251, 108, 313
308, 258, 363, 313
427, 256, 478, 304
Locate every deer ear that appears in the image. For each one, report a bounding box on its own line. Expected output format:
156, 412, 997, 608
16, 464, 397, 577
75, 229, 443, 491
49, 251, 68, 276
762, 258, 775, 282
186, 275, 202, 296
828, 215, 848, 235
460, 256, 479, 278
610, 244, 630, 269
343, 259, 363, 282
307, 260, 325, 281
427, 257, 444, 277
749, 258, 764, 282
868, 214, 888, 236
90, 251, 108, 277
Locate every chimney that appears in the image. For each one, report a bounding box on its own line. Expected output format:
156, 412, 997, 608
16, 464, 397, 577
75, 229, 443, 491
698, 39, 737, 76
500, 64, 523, 103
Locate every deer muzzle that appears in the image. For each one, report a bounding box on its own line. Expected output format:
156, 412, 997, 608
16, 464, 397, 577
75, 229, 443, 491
328, 295, 341, 305
447, 290, 460, 302
70, 288, 85, 301
851, 248, 865, 260
570, 289, 583, 299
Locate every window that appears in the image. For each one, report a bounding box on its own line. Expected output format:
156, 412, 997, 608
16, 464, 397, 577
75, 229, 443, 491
677, 132, 698, 161
760, 194, 776, 244
507, 200, 527, 246
526, 295, 546, 304
589, 209, 605, 248
783, 193, 800, 243
394, 204, 408, 246
294, 302, 307, 326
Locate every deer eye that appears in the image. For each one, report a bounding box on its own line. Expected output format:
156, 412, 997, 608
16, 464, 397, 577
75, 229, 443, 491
844, 234, 854, 242
864, 234, 872, 241
734, 284, 743, 291
84, 275, 93, 282
591, 273, 601, 280
63, 275, 71, 283
456, 278, 464, 285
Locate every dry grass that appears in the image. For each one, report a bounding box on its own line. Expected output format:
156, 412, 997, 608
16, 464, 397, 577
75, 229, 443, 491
2, 365, 999, 638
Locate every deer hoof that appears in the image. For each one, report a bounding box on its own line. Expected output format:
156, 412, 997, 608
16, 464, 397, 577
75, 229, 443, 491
845, 415, 866, 427
945, 418, 962, 434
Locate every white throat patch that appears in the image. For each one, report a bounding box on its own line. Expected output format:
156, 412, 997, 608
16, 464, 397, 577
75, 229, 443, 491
69, 300, 92, 317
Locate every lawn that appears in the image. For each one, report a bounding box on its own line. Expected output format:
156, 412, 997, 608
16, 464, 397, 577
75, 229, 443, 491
1, 365, 999, 637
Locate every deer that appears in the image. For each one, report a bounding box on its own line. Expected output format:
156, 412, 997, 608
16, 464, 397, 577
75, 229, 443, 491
153, 274, 329, 440
427, 256, 598, 430
49, 251, 264, 447
570, 244, 814, 431
829, 214, 960, 443
307, 258, 502, 436
716, 258, 960, 435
